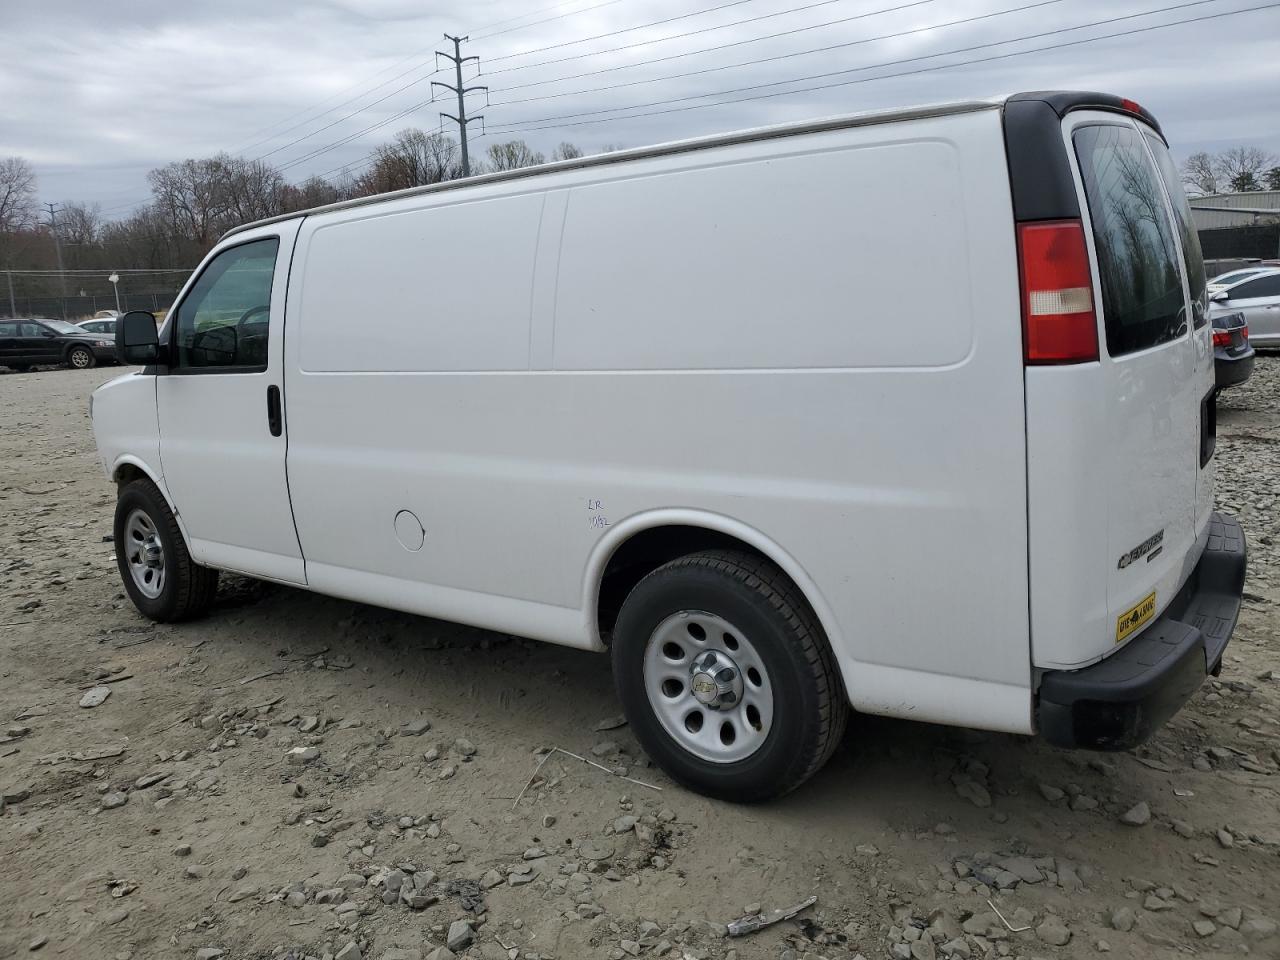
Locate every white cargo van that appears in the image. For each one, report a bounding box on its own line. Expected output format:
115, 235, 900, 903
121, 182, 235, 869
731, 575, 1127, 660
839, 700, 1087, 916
94, 91, 1245, 800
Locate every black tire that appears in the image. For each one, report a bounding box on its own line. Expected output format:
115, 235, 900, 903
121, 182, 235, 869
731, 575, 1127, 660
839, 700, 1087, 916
612, 550, 847, 801
66, 345, 96, 370
114, 478, 218, 622
11, 364, 30, 372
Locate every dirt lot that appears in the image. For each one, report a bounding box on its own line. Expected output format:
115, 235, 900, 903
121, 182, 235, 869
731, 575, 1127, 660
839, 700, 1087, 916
1, 361, 1278, 960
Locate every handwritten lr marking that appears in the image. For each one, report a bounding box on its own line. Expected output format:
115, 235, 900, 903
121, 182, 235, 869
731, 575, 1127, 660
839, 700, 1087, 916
587, 498, 609, 529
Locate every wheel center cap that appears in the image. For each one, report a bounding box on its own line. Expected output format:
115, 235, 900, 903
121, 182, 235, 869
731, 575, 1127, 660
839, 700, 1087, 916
142, 539, 163, 568
689, 650, 743, 710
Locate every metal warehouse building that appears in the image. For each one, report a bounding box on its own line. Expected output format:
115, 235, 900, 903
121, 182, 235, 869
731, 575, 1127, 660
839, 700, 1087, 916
1192, 191, 1280, 262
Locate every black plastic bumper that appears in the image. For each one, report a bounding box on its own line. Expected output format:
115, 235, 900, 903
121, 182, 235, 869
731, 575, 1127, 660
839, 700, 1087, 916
1038, 512, 1246, 750
1215, 352, 1254, 390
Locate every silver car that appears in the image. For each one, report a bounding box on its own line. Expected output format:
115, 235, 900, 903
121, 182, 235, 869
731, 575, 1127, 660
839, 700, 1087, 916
1207, 267, 1274, 296
1209, 268, 1280, 346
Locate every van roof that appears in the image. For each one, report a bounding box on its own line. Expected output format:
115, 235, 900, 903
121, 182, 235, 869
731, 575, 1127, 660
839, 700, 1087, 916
221, 90, 1159, 241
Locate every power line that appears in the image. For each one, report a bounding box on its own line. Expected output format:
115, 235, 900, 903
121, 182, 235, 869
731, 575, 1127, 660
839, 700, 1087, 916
484, 0, 853, 77
253, 69, 441, 162
230, 49, 444, 154
255, 0, 854, 173
473, 0, 631, 40
485, 0, 1267, 134
275, 98, 436, 173
234, 57, 440, 156
484, 0, 765, 64
492, 0, 1065, 108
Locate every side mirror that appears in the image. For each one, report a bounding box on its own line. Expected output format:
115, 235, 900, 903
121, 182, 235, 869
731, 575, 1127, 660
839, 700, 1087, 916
118, 310, 163, 365
1210, 290, 1228, 302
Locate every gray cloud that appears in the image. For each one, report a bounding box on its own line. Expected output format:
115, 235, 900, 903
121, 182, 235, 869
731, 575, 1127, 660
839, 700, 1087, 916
3, 0, 1277, 217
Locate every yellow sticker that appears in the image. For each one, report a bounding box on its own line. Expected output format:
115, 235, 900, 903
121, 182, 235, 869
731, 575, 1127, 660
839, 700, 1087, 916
1116, 592, 1157, 644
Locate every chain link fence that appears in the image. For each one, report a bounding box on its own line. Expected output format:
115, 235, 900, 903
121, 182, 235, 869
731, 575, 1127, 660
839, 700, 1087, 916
2, 270, 189, 321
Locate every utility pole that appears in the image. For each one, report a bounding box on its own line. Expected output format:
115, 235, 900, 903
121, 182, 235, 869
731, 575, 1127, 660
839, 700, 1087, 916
433, 35, 487, 177
44, 202, 68, 319
5, 270, 15, 318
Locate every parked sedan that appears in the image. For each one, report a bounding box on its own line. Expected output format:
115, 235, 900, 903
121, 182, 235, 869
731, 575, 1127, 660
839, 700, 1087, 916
1212, 311, 1254, 389
77, 317, 118, 336
1208, 268, 1280, 347
1207, 267, 1272, 296
0, 318, 116, 371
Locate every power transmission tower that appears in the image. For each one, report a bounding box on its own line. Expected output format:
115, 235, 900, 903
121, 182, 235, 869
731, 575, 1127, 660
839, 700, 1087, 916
44, 202, 68, 319
433, 35, 487, 177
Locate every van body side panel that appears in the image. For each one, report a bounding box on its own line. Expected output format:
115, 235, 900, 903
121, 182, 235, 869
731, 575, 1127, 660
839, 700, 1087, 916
284, 108, 1033, 732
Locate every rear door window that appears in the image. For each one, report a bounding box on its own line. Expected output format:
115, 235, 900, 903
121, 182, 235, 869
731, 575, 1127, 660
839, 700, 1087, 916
1144, 132, 1207, 327
1073, 124, 1186, 356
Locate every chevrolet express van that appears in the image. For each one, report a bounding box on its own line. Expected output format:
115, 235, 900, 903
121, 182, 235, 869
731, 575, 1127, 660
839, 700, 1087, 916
94, 91, 1245, 800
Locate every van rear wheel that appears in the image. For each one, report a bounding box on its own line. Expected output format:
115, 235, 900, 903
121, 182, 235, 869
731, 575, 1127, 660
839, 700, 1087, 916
114, 478, 218, 622
611, 550, 847, 801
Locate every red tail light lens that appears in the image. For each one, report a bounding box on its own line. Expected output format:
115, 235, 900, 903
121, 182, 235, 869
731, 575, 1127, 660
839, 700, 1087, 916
1018, 220, 1099, 364
1212, 329, 1231, 348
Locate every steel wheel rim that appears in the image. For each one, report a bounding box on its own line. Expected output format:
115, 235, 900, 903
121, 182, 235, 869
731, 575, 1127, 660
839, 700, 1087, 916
124, 508, 166, 599
71, 349, 91, 368
642, 610, 774, 764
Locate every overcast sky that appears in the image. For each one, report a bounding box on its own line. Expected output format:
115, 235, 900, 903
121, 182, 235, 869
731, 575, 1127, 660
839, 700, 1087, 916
3, 0, 1278, 219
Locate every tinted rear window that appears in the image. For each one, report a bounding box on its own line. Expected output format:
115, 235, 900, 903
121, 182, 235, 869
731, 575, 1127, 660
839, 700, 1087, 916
1074, 124, 1185, 356
1145, 132, 1207, 327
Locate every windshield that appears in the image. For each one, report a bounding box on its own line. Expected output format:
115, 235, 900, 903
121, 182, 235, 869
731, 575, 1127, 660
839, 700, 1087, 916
44, 320, 85, 334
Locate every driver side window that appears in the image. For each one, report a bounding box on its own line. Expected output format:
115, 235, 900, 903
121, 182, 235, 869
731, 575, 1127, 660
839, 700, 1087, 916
174, 237, 280, 371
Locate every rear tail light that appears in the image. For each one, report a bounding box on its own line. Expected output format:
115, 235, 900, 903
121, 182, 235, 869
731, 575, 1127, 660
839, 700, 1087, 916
1018, 220, 1099, 364
1212, 323, 1248, 348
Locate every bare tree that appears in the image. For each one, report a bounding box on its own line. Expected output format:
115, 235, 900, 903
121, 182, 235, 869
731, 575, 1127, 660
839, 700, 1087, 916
147, 157, 234, 246
1180, 152, 1219, 196
57, 202, 103, 247
551, 142, 583, 162
289, 175, 343, 210
0, 156, 37, 233
484, 139, 545, 172
1215, 146, 1276, 192
355, 129, 462, 196
222, 157, 287, 225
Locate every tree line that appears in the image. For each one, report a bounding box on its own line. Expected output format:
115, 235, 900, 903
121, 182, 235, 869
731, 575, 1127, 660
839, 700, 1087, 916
0, 133, 614, 299
1181, 146, 1280, 196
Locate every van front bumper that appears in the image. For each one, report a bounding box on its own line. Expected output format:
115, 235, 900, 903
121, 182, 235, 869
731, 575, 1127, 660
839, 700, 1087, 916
1037, 512, 1246, 751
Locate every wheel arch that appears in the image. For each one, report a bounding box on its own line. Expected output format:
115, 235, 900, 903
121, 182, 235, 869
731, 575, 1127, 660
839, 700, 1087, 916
64, 342, 94, 362
584, 510, 844, 667
110, 457, 195, 555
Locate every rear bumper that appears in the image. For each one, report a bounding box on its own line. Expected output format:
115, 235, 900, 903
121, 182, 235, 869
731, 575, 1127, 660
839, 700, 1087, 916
1215, 351, 1254, 389
1037, 511, 1246, 750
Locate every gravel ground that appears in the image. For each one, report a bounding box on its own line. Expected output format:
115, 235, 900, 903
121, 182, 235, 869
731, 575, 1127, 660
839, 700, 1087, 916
0, 361, 1278, 960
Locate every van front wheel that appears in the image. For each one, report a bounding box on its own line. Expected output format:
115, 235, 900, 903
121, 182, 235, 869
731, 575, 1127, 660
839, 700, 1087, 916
611, 550, 847, 801
113, 478, 218, 622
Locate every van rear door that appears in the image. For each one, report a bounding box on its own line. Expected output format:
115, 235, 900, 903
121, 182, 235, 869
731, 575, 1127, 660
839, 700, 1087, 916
1010, 95, 1214, 670
1069, 117, 1212, 660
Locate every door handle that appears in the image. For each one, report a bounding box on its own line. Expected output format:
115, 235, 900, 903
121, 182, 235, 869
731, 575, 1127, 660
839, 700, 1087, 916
266, 385, 282, 437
